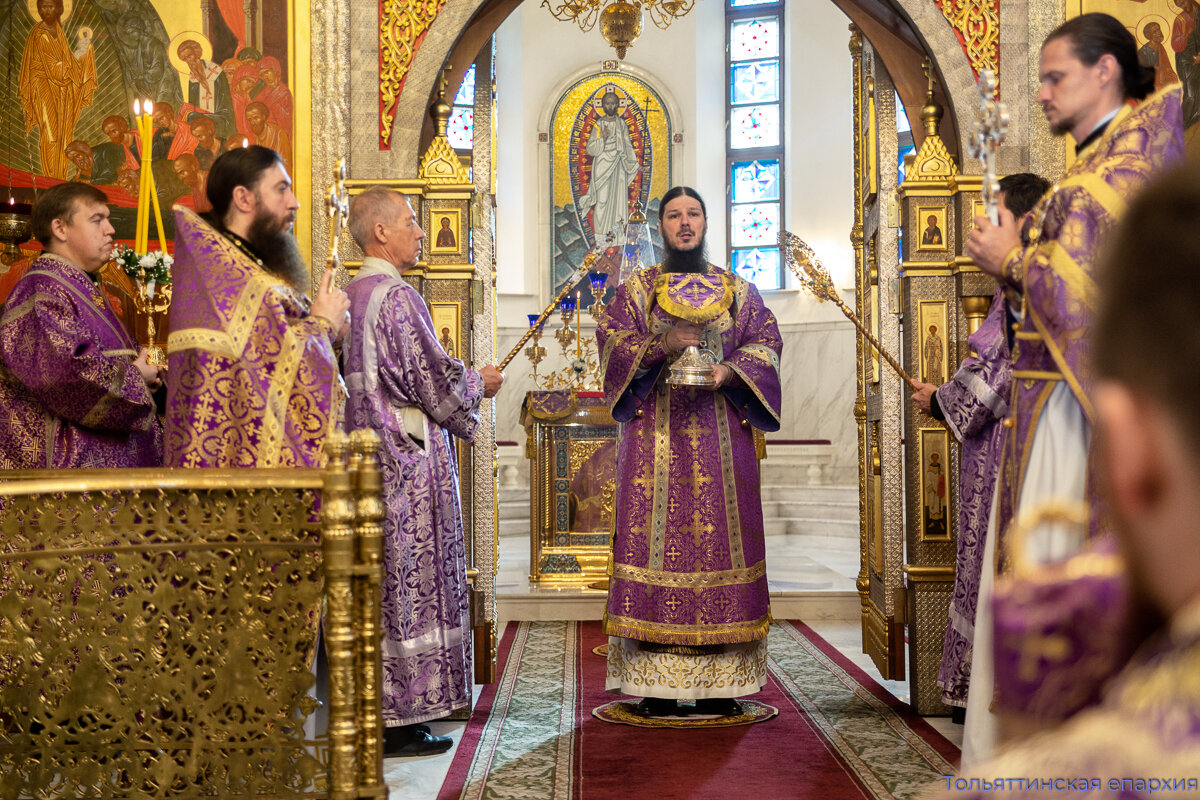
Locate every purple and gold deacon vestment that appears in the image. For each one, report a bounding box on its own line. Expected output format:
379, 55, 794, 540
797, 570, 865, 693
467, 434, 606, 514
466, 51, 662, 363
994, 86, 1183, 552
342, 257, 484, 727
936, 290, 1011, 708
0, 253, 161, 468
598, 264, 782, 649
163, 207, 341, 468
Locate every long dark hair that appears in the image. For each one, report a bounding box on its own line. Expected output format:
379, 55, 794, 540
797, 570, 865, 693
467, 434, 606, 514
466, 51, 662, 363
205, 145, 283, 226
658, 186, 707, 224
1045, 12, 1156, 100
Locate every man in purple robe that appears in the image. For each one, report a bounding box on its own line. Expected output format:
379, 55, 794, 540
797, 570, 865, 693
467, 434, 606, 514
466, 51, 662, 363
343, 187, 503, 756
597, 186, 782, 718
963, 14, 1183, 764
911, 173, 1050, 715
164, 145, 348, 468
0, 182, 161, 469
935, 159, 1200, 800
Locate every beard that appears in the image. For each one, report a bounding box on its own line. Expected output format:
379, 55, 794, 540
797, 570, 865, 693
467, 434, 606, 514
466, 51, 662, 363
246, 208, 308, 291
662, 236, 709, 274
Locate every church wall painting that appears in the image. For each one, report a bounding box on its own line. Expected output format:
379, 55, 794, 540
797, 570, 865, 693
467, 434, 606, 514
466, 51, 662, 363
1074, 0, 1200, 135
549, 69, 671, 298
1, 0, 300, 247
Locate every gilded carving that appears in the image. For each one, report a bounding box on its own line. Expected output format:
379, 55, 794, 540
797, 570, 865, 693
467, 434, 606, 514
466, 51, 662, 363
933, 0, 1000, 81
380, 0, 451, 148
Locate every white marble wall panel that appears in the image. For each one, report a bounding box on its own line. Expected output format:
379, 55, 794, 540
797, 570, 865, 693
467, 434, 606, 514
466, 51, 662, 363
492, 319, 858, 487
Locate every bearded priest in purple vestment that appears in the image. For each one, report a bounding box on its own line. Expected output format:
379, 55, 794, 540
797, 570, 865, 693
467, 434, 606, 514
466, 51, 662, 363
0, 182, 162, 469
597, 186, 782, 719
911, 173, 1049, 714
963, 14, 1183, 765
342, 188, 504, 757
933, 160, 1200, 800
163, 145, 349, 468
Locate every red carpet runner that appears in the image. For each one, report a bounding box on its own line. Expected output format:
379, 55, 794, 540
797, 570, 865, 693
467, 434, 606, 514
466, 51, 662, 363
438, 621, 959, 800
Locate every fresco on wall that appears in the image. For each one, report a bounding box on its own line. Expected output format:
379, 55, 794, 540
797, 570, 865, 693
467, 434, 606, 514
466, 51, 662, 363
1082, 0, 1200, 137
549, 70, 671, 297
0, 0, 293, 244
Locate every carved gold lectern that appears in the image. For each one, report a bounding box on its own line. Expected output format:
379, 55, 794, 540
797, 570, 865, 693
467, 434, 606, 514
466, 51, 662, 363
521, 390, 618, 583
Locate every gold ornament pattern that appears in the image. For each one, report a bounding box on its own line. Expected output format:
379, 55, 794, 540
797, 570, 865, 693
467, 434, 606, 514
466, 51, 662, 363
0, 431, 387, 798
933, 0, 999, 83
380, 0, 450, 148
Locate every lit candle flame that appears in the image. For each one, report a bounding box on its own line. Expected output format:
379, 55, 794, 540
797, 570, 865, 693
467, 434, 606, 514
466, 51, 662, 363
242, 138, 249, 148
145, 99, 153, 114
133, 99, 140, 116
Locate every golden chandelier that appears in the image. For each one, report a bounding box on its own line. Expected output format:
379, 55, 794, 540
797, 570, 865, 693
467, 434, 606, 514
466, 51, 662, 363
540, 0, 696, 59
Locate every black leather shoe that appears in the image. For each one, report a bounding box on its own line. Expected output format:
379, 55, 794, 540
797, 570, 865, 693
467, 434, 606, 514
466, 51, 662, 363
384, 725, 454, 757
634, 697, 679, 717
693, 698, 743, 717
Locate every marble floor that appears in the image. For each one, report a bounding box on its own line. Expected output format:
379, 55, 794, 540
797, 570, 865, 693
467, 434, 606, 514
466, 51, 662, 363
383, 529, 965, 798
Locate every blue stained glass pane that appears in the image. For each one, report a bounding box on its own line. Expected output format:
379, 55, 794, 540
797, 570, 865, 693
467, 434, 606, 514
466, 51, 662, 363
447, 107, 474, 149
731, 202, 779, 247
732, 248, 782, 291
730, 104, 779, 149
454, 64, 476, 106
731, 17, 779, 61
731, 59, 779, 105
731, 160, 780, 203
731, 0, 776, 5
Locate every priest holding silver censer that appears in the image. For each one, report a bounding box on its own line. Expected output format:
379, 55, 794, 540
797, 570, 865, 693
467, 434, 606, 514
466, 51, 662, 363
595, 186, 783, 720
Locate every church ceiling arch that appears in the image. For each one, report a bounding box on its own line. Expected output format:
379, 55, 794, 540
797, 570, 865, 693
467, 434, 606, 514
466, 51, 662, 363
380, 0, 985, 176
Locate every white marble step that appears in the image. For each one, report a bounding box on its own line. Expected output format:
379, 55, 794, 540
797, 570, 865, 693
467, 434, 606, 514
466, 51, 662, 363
759, 485, 858, 503
760, 497, 858, 521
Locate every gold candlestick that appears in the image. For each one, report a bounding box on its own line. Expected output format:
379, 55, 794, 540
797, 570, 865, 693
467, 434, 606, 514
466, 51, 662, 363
133, 281, 172, 367
524, 314, 547, 387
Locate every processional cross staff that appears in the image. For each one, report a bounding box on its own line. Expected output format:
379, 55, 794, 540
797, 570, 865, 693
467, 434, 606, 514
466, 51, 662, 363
326, 159, 350, 284
967, 68, 1009, 225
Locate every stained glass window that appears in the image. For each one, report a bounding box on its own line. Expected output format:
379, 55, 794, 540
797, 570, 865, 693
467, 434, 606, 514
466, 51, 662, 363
731, 60, 779, 105
449, 64, 476, 151
731, 160, 780, 203
454, 64, 476, 106
731, 203, 779, 247
730, 105, 779, 149
447, 108, 474, 149
727, 1, 783, 289
731, 17, 779, 61
732, 248, 782, 291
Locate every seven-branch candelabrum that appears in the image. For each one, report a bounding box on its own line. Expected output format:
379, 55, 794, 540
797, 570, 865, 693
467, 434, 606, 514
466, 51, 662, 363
780, 230, 916, 388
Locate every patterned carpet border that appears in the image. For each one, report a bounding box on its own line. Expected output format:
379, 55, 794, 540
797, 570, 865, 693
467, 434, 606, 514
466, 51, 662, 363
438, 621, 960, 800
591, 699, 779, 728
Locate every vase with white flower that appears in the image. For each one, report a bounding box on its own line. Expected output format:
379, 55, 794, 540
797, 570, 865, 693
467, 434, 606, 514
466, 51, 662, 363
113, 244, 173, 366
